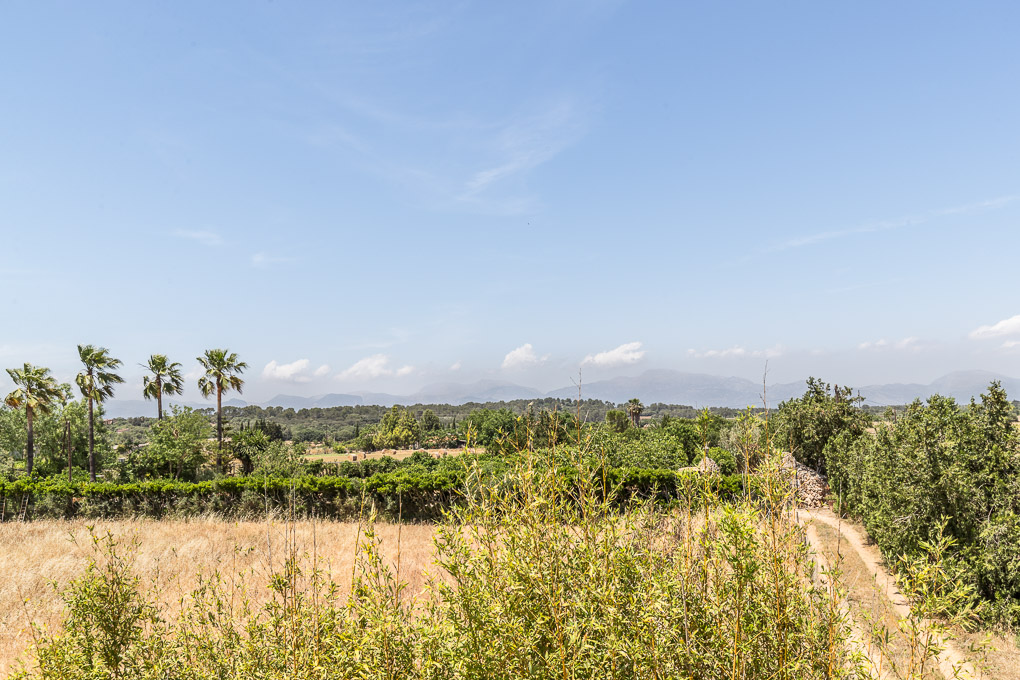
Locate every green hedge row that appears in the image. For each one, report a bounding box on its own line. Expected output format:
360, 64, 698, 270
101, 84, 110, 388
0, 469, 745, 522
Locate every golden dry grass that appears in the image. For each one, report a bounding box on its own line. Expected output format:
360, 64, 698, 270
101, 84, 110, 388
310, 447, 475, 463
0, 518, 437, 677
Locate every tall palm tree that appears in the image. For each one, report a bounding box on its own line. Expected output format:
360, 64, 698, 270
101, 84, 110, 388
197, 349, 247, 462
76, 345, 124, 482
4, 363, 63, 476
626, 398, 644, 428
142, 354, 184, 420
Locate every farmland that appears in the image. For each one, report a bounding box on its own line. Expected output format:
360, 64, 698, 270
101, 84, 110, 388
4, 362, 1020, 678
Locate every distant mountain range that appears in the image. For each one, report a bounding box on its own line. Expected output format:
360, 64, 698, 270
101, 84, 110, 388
102, 369, 1020, 418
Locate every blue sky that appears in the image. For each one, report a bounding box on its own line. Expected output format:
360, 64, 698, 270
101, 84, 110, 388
2, 1, 1020, 402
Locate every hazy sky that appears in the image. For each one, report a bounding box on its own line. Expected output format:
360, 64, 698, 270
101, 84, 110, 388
2, 2, 1020, 402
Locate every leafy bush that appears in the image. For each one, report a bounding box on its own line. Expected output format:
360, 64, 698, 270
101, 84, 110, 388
776, 377, 869, 472
13, 450, 860, 680
825, 382, 1020, 624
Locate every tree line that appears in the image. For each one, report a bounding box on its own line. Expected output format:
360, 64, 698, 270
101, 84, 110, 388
4, 346, 247, 480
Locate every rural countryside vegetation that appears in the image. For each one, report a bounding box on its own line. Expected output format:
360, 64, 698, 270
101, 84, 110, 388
2, 347, 1020, 678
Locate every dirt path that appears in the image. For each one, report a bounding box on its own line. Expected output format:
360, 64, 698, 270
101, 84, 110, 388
802, 508, 980, 679
803, 521, 894, 679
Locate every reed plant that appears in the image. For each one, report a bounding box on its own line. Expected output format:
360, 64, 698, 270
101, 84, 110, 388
13, 437, 866, 679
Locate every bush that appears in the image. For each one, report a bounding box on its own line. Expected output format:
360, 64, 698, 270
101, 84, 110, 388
825, 382, 1020, 624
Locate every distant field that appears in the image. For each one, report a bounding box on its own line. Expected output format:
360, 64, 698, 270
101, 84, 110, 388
0, 518, 436, 677
308, 447, 475, 463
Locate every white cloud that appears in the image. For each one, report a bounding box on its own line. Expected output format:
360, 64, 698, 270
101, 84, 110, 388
263, 359, 313, 383
582, 341, 645, 367
449, 361, 462, 371
313, 364, 331, 377
183, 366, 205, 381
1002, 340, 1020, 350
337, 354, 414, 380
858, 337, 921, 352
969, 314, 1020, 340
687, 345, 783, 359
501, 343, 548, 369
895, 337, 919, 350
174, 230, 223, 247
251, 252, 295, 268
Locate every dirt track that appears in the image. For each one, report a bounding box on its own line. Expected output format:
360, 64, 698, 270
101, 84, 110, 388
802, 508, 980, 679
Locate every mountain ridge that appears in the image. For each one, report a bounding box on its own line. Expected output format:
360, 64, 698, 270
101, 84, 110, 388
101, 369, 1020, 417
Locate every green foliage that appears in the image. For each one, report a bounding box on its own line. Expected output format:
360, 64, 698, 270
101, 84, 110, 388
825, 382, 1020, 624
131, 405, 211, 480
25, 530, 159, 678
4, 363, 65, 475
420, 408, 442, 433
775, 377, 869, 472
141, 354, 184, 420
13, 450, 859, 680
605, 409, 629, 433
232, 426, 269, 475
695, 446, 738, 475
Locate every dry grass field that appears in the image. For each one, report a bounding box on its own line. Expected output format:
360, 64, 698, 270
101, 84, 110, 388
0, 518, 437, 677
309, 447, 473, 463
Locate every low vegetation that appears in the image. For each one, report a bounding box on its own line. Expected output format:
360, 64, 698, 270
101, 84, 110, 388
10, 446, 864, 679
779, 379, 1020, 628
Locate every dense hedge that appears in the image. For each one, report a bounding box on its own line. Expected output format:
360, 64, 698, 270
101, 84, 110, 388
0, 468, 744, 522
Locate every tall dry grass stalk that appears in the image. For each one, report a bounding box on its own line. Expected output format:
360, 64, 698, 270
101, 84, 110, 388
8, 431, 866, 679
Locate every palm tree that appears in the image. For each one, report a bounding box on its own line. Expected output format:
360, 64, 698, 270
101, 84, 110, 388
4, 363, 63, 476
626, 398, 644, 428
142, 354, 184, 420
76, 345, 124, 482
197, 349, 247, 462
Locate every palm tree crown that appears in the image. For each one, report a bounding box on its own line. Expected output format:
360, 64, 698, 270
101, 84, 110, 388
626, 398, 645, 428
197, 349, 248, 457
5, 363, 63, 475
77, 344, 124, 482
142, 354, 184, 420
76, 345, 125, 402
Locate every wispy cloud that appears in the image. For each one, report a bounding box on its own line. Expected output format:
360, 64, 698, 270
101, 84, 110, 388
314, 364, 331, 377
767, 195, 1016, 254
251, 252, 296, 268
858, 337, 921, 351
336, 354, 414, 380
687, 345, 783, 359
582, 341, 645, 367
174, 230, 223, 247
457, 99, 587, 211
969, 314, 1020, 340
501, 343, 548, 369
449, 361, 462, 371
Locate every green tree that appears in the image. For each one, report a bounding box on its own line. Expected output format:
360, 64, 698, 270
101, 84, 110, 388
776, 377, 868, 473
197, 348, 247, 465
4, 363, 63, 475
605, 409, 629, 433
76, 345, 124, 482
421, 409, 442, 434
137, 405, 211, 479
142, 354, 184, 420
626, 398, 644, 428
232, 427, 269, 476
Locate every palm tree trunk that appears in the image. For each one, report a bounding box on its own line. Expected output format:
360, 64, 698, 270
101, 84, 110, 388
66, 419, 72, 483
157, 384, 163, 421
216, 387, 223, 469
26, 408, 34, 476
88, 397, 96, 482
